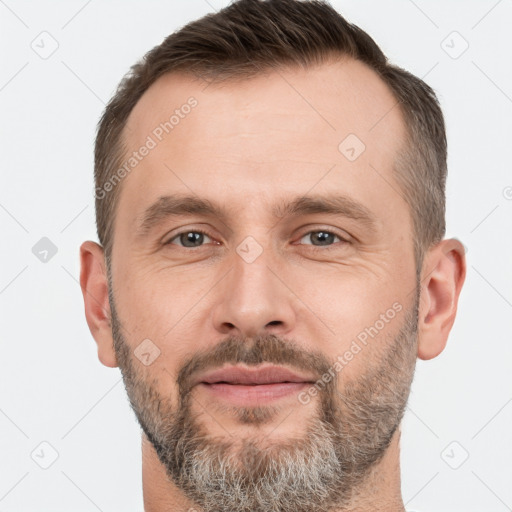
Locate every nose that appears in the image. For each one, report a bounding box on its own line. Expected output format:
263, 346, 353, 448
211, 247, 297, 339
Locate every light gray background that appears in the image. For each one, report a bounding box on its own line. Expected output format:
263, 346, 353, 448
1, 1, 511, 511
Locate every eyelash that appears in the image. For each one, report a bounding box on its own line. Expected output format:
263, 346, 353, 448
165, 228, 349, 251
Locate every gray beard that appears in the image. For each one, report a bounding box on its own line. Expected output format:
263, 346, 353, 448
109, 285, 418, 512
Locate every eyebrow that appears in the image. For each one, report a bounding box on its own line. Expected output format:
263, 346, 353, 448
136, 193, 378, 237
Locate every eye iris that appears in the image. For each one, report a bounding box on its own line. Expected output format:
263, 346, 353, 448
312, 231, 335, 246
180, 232, 204, 247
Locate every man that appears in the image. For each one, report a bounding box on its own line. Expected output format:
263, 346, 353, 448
79, 0, 466, 510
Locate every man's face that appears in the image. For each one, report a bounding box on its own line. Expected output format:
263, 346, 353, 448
108, 58, 419, 510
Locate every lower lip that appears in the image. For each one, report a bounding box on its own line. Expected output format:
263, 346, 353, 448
198, 382, 311, 405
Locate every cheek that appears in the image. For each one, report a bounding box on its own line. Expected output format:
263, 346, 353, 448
293, 263, 400, 322
115, 265, 216, 350
293, 269, 407, 375
117, 259, 186, 308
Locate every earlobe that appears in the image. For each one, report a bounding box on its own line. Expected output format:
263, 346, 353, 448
79, 241, 118, 368
417, 239, 466, 361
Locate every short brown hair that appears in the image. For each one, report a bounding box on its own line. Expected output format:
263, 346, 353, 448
94, 0, 446, 269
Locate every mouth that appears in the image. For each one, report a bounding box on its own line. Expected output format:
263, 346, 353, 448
194, 365, 316, 405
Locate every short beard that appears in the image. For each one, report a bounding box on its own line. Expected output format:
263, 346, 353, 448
109, 283, 419, 512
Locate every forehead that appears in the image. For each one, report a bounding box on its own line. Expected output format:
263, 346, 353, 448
117, 58, 408, 232
124, 57, 405, 153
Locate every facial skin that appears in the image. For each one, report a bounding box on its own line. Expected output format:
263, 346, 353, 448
80, 57, 466, 511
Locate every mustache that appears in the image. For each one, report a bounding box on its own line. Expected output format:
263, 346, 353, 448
177, 334, 334, 396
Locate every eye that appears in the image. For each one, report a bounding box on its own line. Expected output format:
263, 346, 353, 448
164, 228, 348, 250
166, 229, 214, 248
297, 229, 348, 249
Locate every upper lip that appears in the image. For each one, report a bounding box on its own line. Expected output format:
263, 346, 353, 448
194, 365, 317, 386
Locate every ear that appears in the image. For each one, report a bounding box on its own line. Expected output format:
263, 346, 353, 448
79, 241, 118, 368
417, 238, 466, 360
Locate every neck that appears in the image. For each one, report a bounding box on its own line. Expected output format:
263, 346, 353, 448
141, 427, 406, 512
